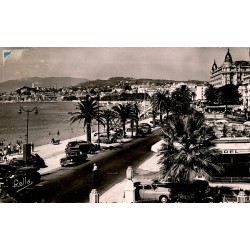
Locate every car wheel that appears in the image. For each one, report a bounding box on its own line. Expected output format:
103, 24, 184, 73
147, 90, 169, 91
159, 196, 168, 203
33, 172, 41, 184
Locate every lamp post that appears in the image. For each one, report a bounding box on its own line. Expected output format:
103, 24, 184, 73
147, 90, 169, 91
97, 94, 100, 150
18, 106, 38, 160
245, 89, 248, 120
18, 106, 38, 144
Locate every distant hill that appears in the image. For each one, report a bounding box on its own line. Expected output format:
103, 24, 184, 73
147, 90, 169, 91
0, 77, 88, 92
76, 77, 206, 89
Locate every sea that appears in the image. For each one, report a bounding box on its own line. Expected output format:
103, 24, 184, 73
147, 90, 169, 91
0, 101, 97, 147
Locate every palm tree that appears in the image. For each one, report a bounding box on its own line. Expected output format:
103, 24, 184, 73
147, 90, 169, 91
131, 102, 141, 137
112, 103, 134, 138
99, 109, 116, 143
70, 95, 99, 143
151, 90, 172, 123
158, 110, 221, 183
171, 85, 193, 116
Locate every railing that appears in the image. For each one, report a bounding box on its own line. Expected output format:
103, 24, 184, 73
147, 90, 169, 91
222, 195, 250, 203
209, 177, 250, 183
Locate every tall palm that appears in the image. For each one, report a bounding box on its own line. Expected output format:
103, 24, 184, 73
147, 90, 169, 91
131, 102, 141, 136
158, 110, 221, 183
70, 95, 99, 143
99, 109, 116, 143
152, 90, 171, 123
112, 103, 134, 137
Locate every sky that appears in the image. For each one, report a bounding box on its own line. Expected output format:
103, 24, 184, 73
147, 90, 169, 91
1, 47, 249, 83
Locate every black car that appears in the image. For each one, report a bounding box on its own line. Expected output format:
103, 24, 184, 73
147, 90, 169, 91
138, 123, 152, 134
60, 150, 88, 167
0, 164, 41, 195
8, 153, 47, 170
65, 140, 96, 154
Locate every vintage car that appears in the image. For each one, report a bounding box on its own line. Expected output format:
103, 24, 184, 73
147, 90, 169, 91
134, 180, 171, 203
93, 132, 117, 143
65, 140, 96, 154
8, 153, 47, 170
138, 123, 152, 134
0, 164, 41, 195
60, 150, 88, 167
134, 179, 210, 203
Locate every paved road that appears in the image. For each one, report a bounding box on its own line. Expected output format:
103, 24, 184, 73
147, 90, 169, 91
14, 130, 161, 203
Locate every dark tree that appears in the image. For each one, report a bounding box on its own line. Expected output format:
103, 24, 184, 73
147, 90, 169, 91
70, 95, 99, 143
112, 103, 134, 138
158, 110, 221, 183
217, 84, 241, 105
205, 84, 217, 105
171, 85, 192, 115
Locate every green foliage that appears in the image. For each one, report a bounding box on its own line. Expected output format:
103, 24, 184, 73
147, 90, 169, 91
99, 109, 116, 143
70, 95, 99, 143
217, 84, 241, 105
112, 103, 134, 137
101, 93, 149, 101
158, 109, 221, 183
151, 90, 172, 122
169, 182, 229, 203
205, 84, 217, 105
171, 85, 192, 115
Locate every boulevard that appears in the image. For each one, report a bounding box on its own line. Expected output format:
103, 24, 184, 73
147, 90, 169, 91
14, 129, 160, 203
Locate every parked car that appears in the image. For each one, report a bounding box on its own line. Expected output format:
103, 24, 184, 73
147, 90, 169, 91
134, 180, 171, 203
93, 132, 117, 143
110, 128, 123, 137
60, 150, 88, 167
65, 140, 96, 154
0, 164, 41, 195
8, 153, 47, 170
150, 119, 161, 126
139, 123, 152, 134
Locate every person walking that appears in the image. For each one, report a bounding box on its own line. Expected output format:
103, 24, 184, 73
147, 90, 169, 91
31, 142, 34, 152
92, 163, 99, 188
0, 149, 3, 162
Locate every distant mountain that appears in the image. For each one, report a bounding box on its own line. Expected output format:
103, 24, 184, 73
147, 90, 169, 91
0, 77, 89, 93
76, 77, 206, 89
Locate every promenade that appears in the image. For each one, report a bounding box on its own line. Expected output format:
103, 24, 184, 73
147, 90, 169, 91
4, 117, 250, 203
3, 118, 162, 202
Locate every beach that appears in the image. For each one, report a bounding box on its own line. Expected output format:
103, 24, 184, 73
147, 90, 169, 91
0, 101, 99, 146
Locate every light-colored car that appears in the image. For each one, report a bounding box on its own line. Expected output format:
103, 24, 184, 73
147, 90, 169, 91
134, 180, 171, 203
93, 132, 117, 143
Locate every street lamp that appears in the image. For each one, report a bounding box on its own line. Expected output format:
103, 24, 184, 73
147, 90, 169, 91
18, 106, 38, 144
97, 94, 100, 150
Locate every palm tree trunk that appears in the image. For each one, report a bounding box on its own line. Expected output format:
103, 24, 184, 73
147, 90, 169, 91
107, 117, 110, 143
160, 109, 163, 124
122, 121, 126, 138
135, 119, 139, 136
86, 122, 91, 143
152, 111, 156, 127
131, 119, 134, 138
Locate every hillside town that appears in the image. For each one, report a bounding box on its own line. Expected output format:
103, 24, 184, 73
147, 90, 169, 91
0, 77, 207, 103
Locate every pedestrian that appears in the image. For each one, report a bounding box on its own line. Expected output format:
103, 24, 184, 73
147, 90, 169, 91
7, 144, 11, 155
92, 163, 99, 188
0, 149, 3, 162
3, 148, 7, 157
31, 142, 34, 152
16, 144, 21, 155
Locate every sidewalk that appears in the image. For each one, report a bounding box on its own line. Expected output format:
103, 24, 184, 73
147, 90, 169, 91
2, 117, 161, 202
6, 117, 155, 175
